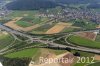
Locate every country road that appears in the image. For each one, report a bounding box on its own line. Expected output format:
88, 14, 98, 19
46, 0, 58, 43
0, 24, 100, 54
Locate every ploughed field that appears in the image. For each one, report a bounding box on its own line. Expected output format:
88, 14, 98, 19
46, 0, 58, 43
45, 22, 72, 34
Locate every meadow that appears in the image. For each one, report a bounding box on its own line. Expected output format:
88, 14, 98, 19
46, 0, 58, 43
0, 32, 14, 50
67, 35, 100, 49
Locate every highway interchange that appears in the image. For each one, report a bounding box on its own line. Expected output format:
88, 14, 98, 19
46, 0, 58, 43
0, 24, 100, 55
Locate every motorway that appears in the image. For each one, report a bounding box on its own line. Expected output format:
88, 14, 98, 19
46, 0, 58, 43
0, 24, 100, 54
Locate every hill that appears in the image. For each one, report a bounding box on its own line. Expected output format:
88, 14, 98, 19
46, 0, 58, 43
6, 0, 100, 10
6, 0, 58, 10
56, 0, 100, 4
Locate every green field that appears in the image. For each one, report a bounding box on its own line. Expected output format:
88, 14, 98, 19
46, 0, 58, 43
87, 62, 100, 66
72, 19, 97, 29
95, 34, 100, 42
72, 50, 95, 66
15, 16, 49, 28
67, 35, 100, 49
16, 21, 33, 27
62, 27, 83, 33
31, 23, 56, 34
4, 48, 68, 60
0, 32, 14, 50
6, 10, 38, 18
20, 17, 43, 24
5, 48, 40, 58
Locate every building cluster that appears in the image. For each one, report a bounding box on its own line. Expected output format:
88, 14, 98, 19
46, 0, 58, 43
0, 1, 12, 18
37, 8, 100, 24
63, 8, 100, 24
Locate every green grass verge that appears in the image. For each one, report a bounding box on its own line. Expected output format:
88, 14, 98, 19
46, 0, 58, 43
67, 35, 100, 49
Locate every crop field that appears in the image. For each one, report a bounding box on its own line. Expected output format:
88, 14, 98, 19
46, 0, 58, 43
31, 23, 57, 34
4, 17, 24, 30
15, 17, 48, 27
96, 34, 100, 42
16, 21, 33, 27
3, 10, 49, 31
67, 35, 100, 49
0, 32, 14, 50
4, 17, 47, 31
45, 22, 72, 34
5, 48, 40, 58
87, 62, 100, 66
5, 47, 68, 63
72, 50, 95, 66
6, 10, 38, 18
62, 27, 82, 33
4, 40, 49, 58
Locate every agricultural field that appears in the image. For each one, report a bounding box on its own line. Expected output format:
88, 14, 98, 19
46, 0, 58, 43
62, 27, 82, 33
45, 22, 72, 34
95, 34, 100, 42
87, 62, 100, 66
72, 19, 97, 29
67, 35, 100, 49
31, 23, 56, 34
4, 48, 68, 63
73, 51, 95, 66
15, 17, 48, 28
6, 10, 39, 18
4, 10, 51, 32
5, 48, 40, 58
5, 48, 67, 58
4, 17, 49, 31
75, 32, 97, 40
16, 21, 33, 28
0, 32, 14, 50
1, 10, 39, 24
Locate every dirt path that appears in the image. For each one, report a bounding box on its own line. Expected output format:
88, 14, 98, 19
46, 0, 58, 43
45, 22, 72, 34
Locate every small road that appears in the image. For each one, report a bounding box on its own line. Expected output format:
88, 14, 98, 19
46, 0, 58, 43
0, 24, 100, 54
